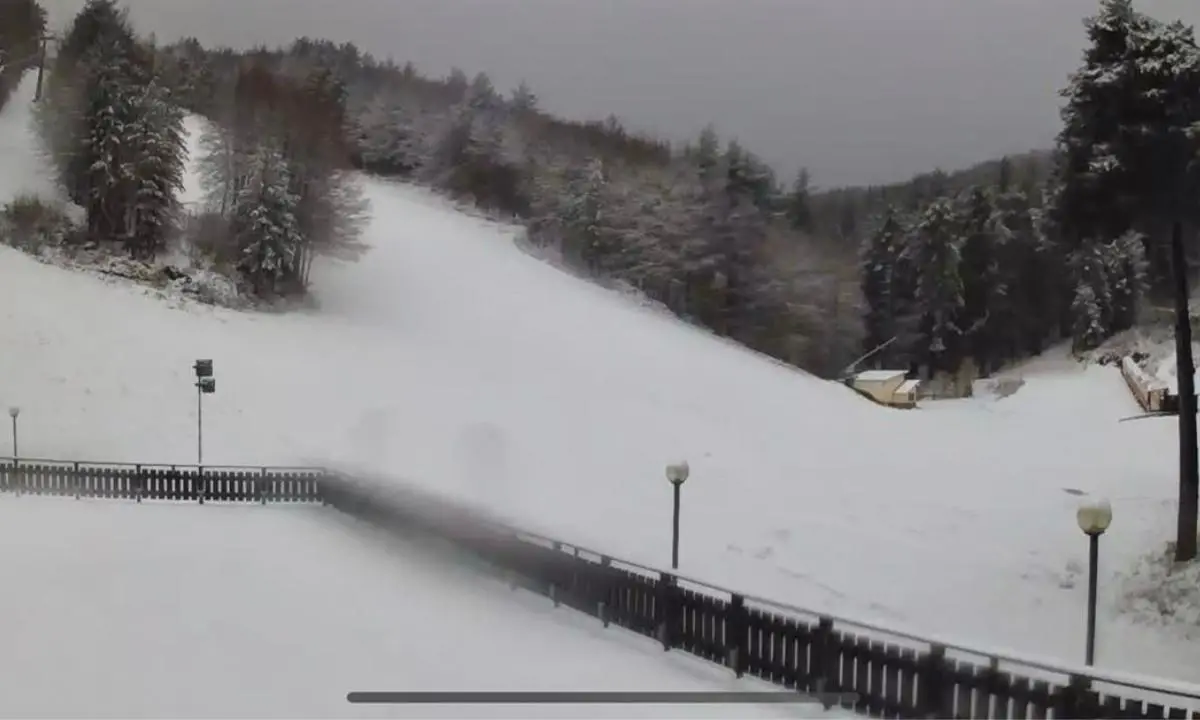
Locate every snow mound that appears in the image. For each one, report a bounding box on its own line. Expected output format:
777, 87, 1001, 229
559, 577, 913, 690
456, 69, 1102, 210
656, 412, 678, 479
1117, 542, 1200, 633
0, 495, 809, 718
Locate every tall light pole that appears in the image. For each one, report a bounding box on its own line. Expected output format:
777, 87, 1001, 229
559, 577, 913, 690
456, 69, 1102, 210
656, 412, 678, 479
665, 461, 690, 570
1076, 497, 1113, 666
193, 360, 215, 465
33, 33, 55, 102
1170, 219, 1198, 563
8, 407, 19, 460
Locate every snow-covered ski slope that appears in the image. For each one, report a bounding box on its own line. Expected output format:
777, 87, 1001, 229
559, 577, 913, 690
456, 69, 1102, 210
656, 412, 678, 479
2, 71, 1199, 687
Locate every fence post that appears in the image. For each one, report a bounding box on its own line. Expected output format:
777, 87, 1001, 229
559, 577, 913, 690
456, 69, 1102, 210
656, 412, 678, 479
814, 616, 840, 709
134, 463, 142, 503
1059, 674, 1094, 719
73, 461, 81, 500
197, 466, 205, 505
918, 643, 948, 718
657, 572, 678, 651
549, 541, 563, 607
597, 556, 612, 628
727, 594, 748, 678
259, 467, 267, 505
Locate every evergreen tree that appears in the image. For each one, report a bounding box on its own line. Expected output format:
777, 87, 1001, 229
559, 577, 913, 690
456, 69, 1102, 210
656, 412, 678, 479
125, 75, 187, 259
557, 157, 609, 271
859, 207, 906, 364
1069, 240, 1114, 351
234, 145, 303, 296
785, 168, 813, 232
1045, 0, 1200, 295
353, 90, 419, 176
905, 199, 964, 373
78, 42, 135, 241
954, 186, 1002, 372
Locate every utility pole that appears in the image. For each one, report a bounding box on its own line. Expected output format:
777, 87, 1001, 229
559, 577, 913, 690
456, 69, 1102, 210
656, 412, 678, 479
1172, 219, 1198, 562
33, 33, 54, 102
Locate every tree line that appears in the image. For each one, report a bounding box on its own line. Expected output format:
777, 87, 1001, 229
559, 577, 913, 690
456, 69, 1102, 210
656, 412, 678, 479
16, 0, 1200, 379
149, 34, 859, 375
861, 0, 1200, 378
28, 0, 365, 300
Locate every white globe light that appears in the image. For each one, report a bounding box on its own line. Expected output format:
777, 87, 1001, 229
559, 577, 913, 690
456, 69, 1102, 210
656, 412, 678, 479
665, 461, 690, 485
1076, 497, 1113, 536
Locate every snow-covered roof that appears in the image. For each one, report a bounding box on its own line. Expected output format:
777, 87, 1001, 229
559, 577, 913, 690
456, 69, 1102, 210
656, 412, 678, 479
854, 369, 907, 383
896, 379, 922, 395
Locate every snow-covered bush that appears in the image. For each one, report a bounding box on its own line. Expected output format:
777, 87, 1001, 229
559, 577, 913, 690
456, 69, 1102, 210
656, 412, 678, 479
0, 193, 77, 251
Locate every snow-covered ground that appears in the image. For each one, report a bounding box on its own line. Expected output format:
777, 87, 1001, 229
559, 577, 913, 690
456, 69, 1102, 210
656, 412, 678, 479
0, 495, 824, 718
3, 69, 1200, 695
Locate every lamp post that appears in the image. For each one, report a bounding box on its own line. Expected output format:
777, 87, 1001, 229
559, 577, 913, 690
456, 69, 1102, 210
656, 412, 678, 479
8, 407, 18, 460
665, 461, 690, 569
1076, 497, 1113, 666
193, 360, 215, 465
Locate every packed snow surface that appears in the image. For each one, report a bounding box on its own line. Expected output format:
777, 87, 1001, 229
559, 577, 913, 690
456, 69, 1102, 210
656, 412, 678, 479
0, 495, 823, 718
4, 72, 1200, 693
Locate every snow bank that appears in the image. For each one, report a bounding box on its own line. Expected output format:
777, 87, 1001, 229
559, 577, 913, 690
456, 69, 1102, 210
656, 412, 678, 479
0, 496, 812, 718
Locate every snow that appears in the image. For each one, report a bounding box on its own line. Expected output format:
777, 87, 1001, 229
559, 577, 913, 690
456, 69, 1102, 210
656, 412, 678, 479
852, 369, 906, 383
0, 494, 822, 718
4, 68, 1200, 705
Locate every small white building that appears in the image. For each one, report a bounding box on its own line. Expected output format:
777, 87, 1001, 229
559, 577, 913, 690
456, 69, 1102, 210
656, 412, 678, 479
849, 370, 921, 409
893, 379, 921, 409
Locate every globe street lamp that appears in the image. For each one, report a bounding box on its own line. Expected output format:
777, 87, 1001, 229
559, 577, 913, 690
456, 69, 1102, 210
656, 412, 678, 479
8, 406, 19, 460
666, 461, 690, 569
1076, 497, 1113, 666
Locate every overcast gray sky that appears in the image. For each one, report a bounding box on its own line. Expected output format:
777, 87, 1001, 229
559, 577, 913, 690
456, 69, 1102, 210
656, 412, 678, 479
39, 0, 1200, 188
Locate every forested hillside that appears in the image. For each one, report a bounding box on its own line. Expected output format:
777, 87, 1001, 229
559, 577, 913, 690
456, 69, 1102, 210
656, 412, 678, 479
6, 0, 1200, 383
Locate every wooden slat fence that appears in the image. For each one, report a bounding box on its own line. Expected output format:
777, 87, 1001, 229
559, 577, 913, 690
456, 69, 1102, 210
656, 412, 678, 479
321, 472, 1200, 720
0, 457, 325, 503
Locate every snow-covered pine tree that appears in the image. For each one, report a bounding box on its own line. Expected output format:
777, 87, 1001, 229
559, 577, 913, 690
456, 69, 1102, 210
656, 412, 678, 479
685, 141, 773, 339
353, 89, 419, 176
36, 0, 135, 215
1067, 239, 1115, 352
954, 186, 1003, 373
425, 71, 524, 213
234, 144, 303, 296
1046, 0, 1200, 299
785, 168, 813, 232
556, 156, 609, 272
78, 42, 137, 241
1070, 282, 1107, 354
904, 199, 965, 374
124, 58, 187, 259
860, 207, 906, 364
509, 80, 538, 117
1105, 229, 1149, 331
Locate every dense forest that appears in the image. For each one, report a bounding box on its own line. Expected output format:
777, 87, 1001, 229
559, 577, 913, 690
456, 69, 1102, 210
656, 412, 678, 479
3, 0, 1200, 384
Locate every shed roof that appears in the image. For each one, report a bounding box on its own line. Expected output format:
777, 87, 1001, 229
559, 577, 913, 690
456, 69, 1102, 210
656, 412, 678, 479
854, 369, 907, 383
896, 379, 922, 395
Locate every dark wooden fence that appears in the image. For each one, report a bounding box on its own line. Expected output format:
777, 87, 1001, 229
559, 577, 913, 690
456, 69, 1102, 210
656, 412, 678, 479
7, 459, 1200, 718
321, 472, 1200, 720
0, 456, 325, 503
